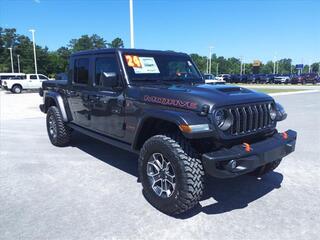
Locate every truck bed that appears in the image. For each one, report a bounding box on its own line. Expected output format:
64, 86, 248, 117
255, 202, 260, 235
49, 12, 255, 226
42, 80, 68, 89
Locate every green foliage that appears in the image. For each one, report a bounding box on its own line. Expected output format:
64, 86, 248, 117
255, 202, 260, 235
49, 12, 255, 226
311, 62, 320, 73
68, 34, 107, 52
108, 37, 124, 48
190, 53, 207, 73
0, 27, 124, 75
1, 27, 319, 76
277, 58, 292, 74
260, 61, 274, 74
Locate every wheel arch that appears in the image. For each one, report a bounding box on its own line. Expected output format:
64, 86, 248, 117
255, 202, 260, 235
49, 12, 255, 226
133, 116, 180, 151
11, 84, 23, 91
44, 92, 69, 122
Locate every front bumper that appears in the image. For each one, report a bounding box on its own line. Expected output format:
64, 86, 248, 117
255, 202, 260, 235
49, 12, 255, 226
202, 130, 297, 178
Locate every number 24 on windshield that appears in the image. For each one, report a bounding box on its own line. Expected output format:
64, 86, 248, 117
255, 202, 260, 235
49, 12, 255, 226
125, 55, 142, 68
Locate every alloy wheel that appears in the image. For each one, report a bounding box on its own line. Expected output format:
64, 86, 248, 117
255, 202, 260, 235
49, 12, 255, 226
147, 153, 176, 198
48, 115, 57, 139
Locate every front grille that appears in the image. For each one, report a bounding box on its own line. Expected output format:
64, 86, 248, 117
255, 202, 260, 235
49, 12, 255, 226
228, 102, 274, 136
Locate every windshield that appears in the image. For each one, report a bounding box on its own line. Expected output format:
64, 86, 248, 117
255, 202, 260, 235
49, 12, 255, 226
122, 53, 202, 83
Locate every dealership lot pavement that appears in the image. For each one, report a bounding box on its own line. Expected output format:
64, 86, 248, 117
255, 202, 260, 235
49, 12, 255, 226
0, 90, 319, 240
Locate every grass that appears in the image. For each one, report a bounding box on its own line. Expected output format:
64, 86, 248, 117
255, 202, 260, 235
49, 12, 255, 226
250, 88, 308, 94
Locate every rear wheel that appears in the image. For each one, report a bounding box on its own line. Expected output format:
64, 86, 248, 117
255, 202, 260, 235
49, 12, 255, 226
249, 159, 282, 177
11, 85, 22, 94
46, 106, 71, 147
139, 134, 204, 215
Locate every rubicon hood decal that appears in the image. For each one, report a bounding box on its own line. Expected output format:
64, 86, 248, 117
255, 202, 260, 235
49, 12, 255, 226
144, 95, 198, 110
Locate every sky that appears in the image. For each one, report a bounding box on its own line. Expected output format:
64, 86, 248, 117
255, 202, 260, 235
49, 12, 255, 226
1, 0, 319, 64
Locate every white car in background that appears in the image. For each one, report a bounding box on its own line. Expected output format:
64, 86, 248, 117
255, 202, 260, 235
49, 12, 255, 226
273, 75, 291, 84
2, 73, 50, 93
204, 74, 226, 84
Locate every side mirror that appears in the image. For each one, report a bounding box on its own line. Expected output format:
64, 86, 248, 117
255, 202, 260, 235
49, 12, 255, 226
100, 72, 119, 88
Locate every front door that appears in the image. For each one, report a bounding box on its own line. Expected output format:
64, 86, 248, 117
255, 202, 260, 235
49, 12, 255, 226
27, 74, 39, 88
88, 55, 125, 138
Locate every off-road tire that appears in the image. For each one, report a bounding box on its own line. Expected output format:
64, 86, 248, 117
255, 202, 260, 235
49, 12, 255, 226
46, 106, 71, 147
11, 85, 22, 94
249, 159, 282, 177
139, 134, 204, 215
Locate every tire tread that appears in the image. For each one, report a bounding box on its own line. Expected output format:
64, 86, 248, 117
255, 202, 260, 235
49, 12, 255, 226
139, 133, 204, 215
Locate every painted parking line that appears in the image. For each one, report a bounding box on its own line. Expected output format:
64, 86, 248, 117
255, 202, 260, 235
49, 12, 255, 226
269, 90, 319, 96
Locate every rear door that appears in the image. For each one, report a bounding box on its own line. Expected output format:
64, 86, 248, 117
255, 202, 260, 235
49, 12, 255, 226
88, 54, 126, 138
67, 57, 92, 127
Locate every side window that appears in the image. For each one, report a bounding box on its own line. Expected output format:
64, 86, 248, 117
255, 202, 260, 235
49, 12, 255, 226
30, 75, 37, 79
74, 58, 89, 84
95, 56, 118, 87
39, 75, 48, 80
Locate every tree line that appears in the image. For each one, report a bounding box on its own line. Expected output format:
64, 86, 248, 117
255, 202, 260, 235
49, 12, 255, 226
0, 27, 319, 77
0, 27, 124, 77
190, 54, 320, 76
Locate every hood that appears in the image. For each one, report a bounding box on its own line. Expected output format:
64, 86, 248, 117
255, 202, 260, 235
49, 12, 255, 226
128, 83, 273, 112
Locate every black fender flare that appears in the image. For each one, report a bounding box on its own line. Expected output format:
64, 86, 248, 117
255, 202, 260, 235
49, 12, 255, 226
132, 109, 213, 149
44, 92, 69, 122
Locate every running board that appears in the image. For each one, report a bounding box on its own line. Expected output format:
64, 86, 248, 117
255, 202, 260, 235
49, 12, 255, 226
68, 123, 139, 154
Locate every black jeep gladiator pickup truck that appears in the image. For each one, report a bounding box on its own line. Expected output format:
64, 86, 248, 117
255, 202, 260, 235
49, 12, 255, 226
40, 48, 297, 215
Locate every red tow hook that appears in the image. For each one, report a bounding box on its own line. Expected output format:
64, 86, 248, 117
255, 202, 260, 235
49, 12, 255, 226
242, 143, 252, 152
282, 132, 288, 140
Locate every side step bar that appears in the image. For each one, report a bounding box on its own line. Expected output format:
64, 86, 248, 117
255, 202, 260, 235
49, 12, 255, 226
68, 123, 139, 155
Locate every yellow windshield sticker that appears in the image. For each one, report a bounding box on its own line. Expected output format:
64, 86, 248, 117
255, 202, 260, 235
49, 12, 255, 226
125, 55, 142, 68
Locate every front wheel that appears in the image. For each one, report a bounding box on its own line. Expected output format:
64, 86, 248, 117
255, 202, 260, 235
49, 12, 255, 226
46, 106, 71, 147
139, 134, 204, 215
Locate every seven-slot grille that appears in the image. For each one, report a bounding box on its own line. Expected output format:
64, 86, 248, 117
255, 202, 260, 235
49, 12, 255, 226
228, 102, 274, 135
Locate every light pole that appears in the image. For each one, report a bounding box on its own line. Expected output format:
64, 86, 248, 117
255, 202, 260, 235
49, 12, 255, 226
8, 47, 14, 73
216, 63, 219, 75
209, 46, 213, 74
273, 52, 277, 74
29, 29, 38, 74
240, 56, 243, 75
17, 54, 21, 73
129, 0, 134, 48
309, 60, 312, 73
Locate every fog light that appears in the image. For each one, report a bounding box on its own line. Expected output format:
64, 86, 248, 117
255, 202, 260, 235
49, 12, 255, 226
226, 160, 237, 170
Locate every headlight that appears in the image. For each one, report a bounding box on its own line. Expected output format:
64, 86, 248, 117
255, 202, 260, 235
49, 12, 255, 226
214, 109, 233, 130
275, 102, 287, 121
268, 103, 277, 120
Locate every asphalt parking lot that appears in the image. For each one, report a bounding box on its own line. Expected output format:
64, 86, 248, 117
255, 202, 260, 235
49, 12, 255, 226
1, 89, 320, 240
